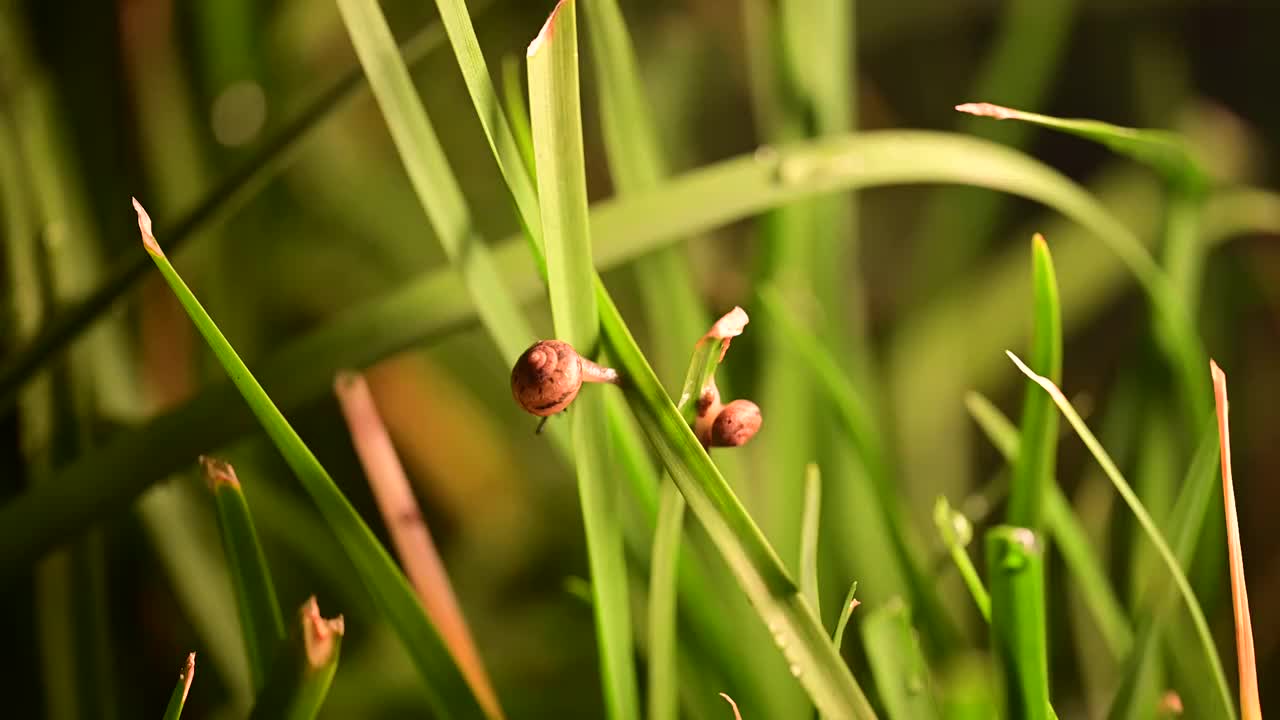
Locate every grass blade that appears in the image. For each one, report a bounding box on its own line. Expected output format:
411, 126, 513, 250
1008, 235, 1062, 530
860, 599, 942, 720
799, 464, 823, 619
956, 102, 1206, 188
986, 526, 1054, 720
933, 497, 990, 622
134, 200, 489, 720
528, 6, 640, 719
832, 582, 860, 653
1211, 361, 1261, 720
333, 372, 503, 720
161, 653, 195, 720
4, 128, 1197, 573
250, 597, 344, 720
1007, 350, 1235, 719
963, 391, 1133, 659
499, 55, 536, 182
201, 457, 284, 693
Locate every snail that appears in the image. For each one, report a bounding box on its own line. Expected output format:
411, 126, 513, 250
511, 340, 620, 420
695, 385, 763, 448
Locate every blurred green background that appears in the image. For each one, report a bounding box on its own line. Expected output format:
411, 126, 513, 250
2, 0, 1280, 717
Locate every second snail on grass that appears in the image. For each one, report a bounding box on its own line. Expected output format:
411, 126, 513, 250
510, 338, 762, 447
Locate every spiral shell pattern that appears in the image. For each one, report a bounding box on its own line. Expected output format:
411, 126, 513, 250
709, 399, 762, 447
511, 340, 583, 416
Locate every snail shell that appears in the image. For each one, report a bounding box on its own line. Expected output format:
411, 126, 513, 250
709, 399, 762, 447
511, 340, 618, 417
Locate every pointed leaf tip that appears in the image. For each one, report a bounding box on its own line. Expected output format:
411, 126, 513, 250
180, 652, 196, 703
199, 455, 241, 490
955, 102, 1017, 119
132, 197, 163, 256
719, 692, 743, 720
528, 0, 570, 57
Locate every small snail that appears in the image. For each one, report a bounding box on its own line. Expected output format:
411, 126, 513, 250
511, 340, 620, 418
695, 385, 763, 448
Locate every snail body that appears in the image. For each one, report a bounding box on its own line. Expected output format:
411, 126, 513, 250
695, 386, 763, 448
511, 340, 619, 417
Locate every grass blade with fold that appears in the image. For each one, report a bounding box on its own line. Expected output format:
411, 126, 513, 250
528, 7, 639, 718
1007, 235, 1061, 530
201, 456, 284, 693
250, 597, 345, 720
134, 199, 488, 720
1007, 351, 1234, 718
933, 497, 990, 622
963, 391, 1132, 659
1211, 361, 1261, 720
334, 371, 503, 720
6, 128, 1194, 573
161, 653, 195, 720
860, 599, 941, 720
986, 526, 1054, 720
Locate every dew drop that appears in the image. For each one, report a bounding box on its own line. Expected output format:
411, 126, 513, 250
789, 663, 802, 678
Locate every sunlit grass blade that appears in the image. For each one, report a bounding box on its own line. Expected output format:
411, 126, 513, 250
5, 128, 1206, 573
832, 582, 859, 653
1211, 361, 1261, 720
1008, 235, 1061, 530
161, 653, 195, 720
986, 526, 1053, 720
758, 286, 955, 646
201, 456, 284, 693
500, 55, 536, 182
0, 7, 470, 410
799, 464, 822, 618
933, 497, 990, 622
648, 307, 749, 720
334, 372, 503, 720
250, 597, 344, 720
963, 391, 1133, 659
528, 6, 639, 719
1007, 351, 1235, 718
860, 599, 942, 720
134, 200, 488, 720
956, 102, 1207, 187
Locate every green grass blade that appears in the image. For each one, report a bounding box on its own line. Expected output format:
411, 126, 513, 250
596, 289, 878, 720
758, 287, 955, 646
201, 457, 284, 693
3, 129, 1200, 571
800, 463, 823, 619
134, 201, 488, 720
964, 391, 1134, 660
500, 55, 537, 182
832, 582, 859, 652
1007, 352, 1235, 719
860, 599, 941, 720
986, 526, 1054, 720
528, 7, 640, 719
336, 0, 531, 364
0, 9, 468, 409
1007, 234, 1062, 530
250, 598, 344, 720
956, 102, 1207, 188
932, 497, 990, 622
161, 653, 195, 720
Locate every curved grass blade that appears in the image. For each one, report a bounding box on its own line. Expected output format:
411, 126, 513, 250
1007, 235, 1061, 530
799, 464, 823, 619
956, 102, 1207, 188
201, 457, 284, 693
986, 526, 1054, 720
0, 7, 475, 409
161, 653, 195, 720
963, 391, 1132, 659
1007, 351, 1234, 719
832, 582, 859, 653
250, 597, 344, 720
134, 200, 488, 720
933, 497, 990, 622
528, 7, 639, 718
1211, 362, 1261, 720
4, 128, 1209, 572
860, 599, 941, 720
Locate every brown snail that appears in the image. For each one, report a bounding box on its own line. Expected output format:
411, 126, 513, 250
511, 340, 620, 418
695, 385, 763, 448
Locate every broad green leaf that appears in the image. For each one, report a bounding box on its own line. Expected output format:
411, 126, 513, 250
986, 526, 1054, 720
